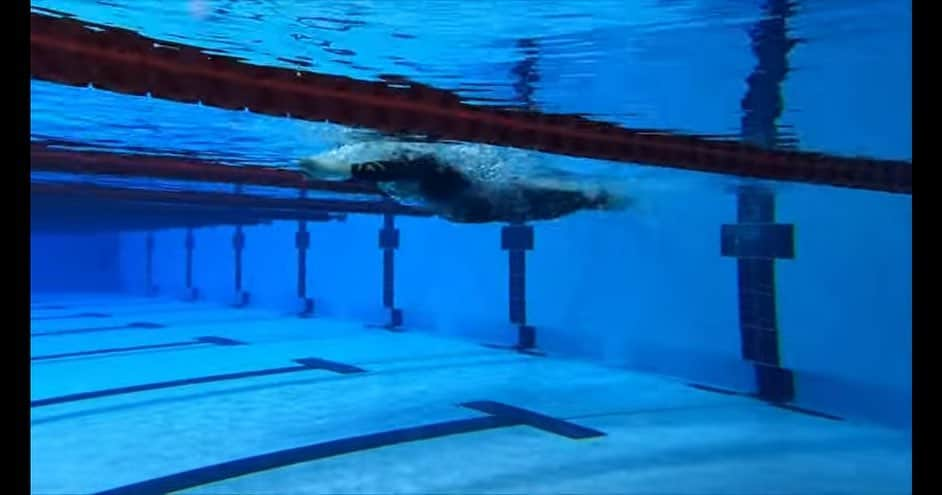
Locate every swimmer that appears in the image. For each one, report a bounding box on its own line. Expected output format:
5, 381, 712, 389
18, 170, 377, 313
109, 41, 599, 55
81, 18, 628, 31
298, 140, 631, 224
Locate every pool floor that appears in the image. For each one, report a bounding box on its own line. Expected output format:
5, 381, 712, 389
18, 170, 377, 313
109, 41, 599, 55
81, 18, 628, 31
31, 294, 912, 494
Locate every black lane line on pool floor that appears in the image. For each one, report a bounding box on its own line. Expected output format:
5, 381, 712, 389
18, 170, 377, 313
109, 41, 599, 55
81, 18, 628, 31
687, 383, 844, 421
30, 307, 201, 321
31, 321, 166, 338
92, 400, 605, 495
31, 357, 366, 408
30, 336, 246, 362
31, 312, 111, 321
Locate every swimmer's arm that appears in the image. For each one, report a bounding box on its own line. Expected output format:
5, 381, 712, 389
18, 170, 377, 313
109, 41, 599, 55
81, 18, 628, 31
295, 157, 354, 181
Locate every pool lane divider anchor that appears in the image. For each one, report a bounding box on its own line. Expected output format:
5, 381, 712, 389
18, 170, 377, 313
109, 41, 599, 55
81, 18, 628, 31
183, 227, 200, 302
91, 400, 605, 495
30, 336, 245, 361
30, 357, 366, 408
295, 188, 315, 317
144, 232, 159, 297
721, 186, 797, 404
369, 212, 404, 331
231, 184, 251, 308
31, 321, 166, 338
483, 223, 544, 356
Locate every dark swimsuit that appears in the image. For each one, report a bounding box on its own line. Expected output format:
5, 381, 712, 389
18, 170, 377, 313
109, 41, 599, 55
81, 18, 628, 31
349, 155, 605, 223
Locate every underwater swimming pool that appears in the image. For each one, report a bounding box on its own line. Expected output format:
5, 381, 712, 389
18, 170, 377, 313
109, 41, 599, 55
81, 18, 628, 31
30, 0, 911, 493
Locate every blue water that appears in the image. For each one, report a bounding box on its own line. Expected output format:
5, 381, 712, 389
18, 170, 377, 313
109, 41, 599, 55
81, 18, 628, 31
30, 1, 912, 493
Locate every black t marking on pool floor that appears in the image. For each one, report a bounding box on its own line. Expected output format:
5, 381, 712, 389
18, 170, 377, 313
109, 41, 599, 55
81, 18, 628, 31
91, 401, 605, 495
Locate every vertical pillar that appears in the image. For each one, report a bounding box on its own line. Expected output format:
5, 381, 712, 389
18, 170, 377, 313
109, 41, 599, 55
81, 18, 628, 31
144, 232, 158, 296
296, 189, 315, 317
501, 222, 537, 352
728, 0, 799, 404
722, 191, 795, 402
232, 224, 250, 307
183, 227, 199, 301
231, 184, 250, 308
379, 213, 403, 329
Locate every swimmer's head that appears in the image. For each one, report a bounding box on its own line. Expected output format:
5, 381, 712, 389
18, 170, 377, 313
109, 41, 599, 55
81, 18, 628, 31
298, 157, 353, 181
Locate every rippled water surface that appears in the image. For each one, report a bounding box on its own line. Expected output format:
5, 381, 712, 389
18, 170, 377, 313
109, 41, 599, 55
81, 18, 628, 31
31, 0, 911, 175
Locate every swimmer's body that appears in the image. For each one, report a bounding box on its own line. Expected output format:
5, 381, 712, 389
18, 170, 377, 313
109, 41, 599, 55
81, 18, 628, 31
299, 141, 630, 224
